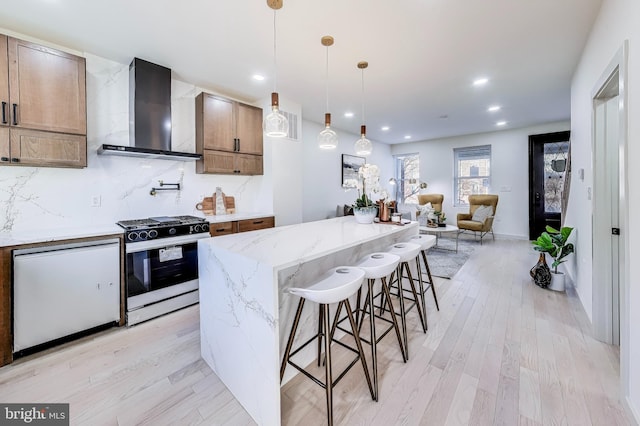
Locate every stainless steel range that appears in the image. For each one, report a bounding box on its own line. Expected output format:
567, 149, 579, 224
117, 215, 210, 325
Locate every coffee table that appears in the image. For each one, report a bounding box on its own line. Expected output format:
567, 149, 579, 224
419, 224, 459, 253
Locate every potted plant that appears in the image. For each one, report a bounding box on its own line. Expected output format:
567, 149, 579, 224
531, 225, 574, 291
343, 164, 387, 224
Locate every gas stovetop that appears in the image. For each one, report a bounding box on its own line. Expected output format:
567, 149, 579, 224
117, 215, 206, 231
117, 215, 209, 242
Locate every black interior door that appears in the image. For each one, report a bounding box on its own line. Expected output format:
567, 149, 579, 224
528, 131, 570, 240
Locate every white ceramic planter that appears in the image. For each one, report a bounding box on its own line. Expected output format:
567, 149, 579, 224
548, 271, 566, 292
353, 206, 377, 224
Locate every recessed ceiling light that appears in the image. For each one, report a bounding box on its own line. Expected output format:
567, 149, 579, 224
439, 114, 449, 119
381, 126, 390, 131
496, 121, 507, 126
252, 74, 265, 81
344, 112, 354, 118
473, 77, 489, 86
404, 135, 411, 140
487, 105, 501, 112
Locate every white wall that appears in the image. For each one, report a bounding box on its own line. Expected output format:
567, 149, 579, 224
262, 96, 303, 227
389, 122, 570, 239
301, 119, 392, 223
567, 0, 639, 421
0, 30, 274, 233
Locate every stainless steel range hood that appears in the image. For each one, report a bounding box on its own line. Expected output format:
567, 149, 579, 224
98, 58, 201, 161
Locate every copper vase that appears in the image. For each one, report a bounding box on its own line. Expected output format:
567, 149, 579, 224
378, 201, 390, 222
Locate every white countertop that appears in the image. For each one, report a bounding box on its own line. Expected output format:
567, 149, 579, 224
197, 215, 418, 424
0, 224, 124, 248
204, 212, 274, 223
200, 215, 417, 270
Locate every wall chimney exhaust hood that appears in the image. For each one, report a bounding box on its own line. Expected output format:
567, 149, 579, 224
98, 58, 202, 161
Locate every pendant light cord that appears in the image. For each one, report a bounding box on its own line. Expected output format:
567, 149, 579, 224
325, 46, 330, 113
361, 68, 366, 125
273, 10, 278, 93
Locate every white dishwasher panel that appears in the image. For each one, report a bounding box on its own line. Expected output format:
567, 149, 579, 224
13, 239, 121, 352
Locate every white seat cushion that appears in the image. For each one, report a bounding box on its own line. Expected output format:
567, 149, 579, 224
356, 252, 400, 279
288, 266, 365, 304
471, 205, 493, 223
387, 242, 421, 262
409, 234, 436, 250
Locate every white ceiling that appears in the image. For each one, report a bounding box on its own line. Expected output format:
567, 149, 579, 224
0, 0, 602, 145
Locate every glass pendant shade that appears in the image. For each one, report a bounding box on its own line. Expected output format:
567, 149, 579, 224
318, 113, 338, 149
354, 125, 372, 156
263, 92, 288, 138
263, 4, 288, 138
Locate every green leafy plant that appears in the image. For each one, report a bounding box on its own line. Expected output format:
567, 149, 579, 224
354, 193, 374, 208
532, 226, 574, 273
435, 211, 446, 222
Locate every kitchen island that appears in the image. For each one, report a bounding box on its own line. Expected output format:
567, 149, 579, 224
197, 216, 418, 425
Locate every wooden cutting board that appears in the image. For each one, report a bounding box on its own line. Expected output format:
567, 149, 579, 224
196, 194, 235, 215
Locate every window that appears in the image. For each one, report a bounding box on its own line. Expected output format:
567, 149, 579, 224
454, 145, 491, 206
393, 153, 420, 204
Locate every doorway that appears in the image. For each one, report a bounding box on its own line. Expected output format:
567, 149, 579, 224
593, 70, 622, 346
528, 131, 570, 240
590, 41, 629, 405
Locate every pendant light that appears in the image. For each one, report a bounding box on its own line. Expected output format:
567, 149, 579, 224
263, 0, 289, 138
354, 61, 372, 156
317, 36, 338, 149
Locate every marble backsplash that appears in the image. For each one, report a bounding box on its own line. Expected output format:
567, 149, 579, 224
0, 53, 272, 233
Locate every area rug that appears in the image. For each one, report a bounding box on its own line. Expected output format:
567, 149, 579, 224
426, 237, 476, 279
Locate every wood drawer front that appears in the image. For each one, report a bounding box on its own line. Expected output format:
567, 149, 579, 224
237, 216, 274, 233
210, 221, 235, 237
9, 128, 86, 168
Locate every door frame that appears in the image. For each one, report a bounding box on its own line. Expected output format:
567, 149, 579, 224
590, 42, 629, 396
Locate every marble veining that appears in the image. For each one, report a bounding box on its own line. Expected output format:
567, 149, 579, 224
0, 51, 271, 235
201, 245, 276, 330
198, 217, 418, 425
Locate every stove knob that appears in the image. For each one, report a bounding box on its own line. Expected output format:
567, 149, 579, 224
193, 224, 201, 232
169, 227, 177, 235
148, 229, 158, 239
202, 223, 209, 232
127, 232, 139, 241
139, 231, 148, 240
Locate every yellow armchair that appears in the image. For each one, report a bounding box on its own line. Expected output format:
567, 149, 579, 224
417, 194, 443, 213
457, 194, 499, 244
416, 194, 444, 225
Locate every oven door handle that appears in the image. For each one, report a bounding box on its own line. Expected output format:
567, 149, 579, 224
125, 233, 209, 254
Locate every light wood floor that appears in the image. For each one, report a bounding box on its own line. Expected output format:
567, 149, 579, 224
0, 239, 633, 425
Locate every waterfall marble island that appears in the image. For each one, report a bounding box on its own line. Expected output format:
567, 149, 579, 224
197, 216, 418, 424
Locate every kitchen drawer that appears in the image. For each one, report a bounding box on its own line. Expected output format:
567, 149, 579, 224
237, 216, 275, 233
210, 221, 235, 237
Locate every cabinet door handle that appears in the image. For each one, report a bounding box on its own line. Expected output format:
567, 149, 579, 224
216, 228, 226, 232
12, 104, 18, 125
253, 221, 264, 224
1, 102, 6, 124
11, 158, 20, 163
1, 157, 9, 162
237, 138, 240, 152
